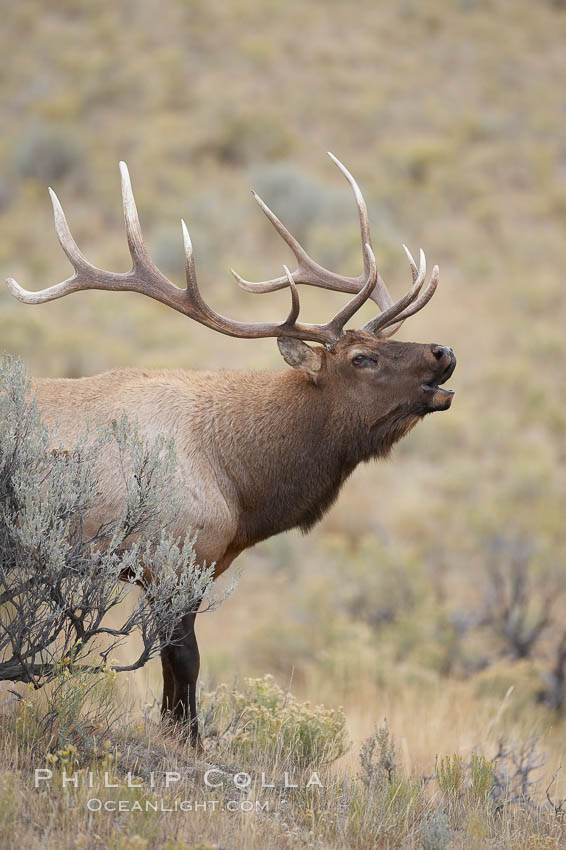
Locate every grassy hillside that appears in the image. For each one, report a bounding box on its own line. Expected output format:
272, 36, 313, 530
2, 0, 566, 847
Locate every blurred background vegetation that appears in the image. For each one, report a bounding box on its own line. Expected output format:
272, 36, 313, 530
2, 0, 566, 813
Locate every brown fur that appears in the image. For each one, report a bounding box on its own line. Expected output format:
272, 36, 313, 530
32, 332, 454, 576
31, 329, 456, 741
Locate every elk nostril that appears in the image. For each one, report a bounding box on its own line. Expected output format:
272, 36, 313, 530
431, 344, 447, 361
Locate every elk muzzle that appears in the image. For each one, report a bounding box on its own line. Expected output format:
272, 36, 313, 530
422, 344, 456, 411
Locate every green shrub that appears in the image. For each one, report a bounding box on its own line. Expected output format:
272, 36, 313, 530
470, 753, 495, 799
201, 674, 347, 767
421, 810, 452, 850
436, 753, 465, 798
359, 721, 397, 788
0, 355, 221, 689
14, 124, 82, 183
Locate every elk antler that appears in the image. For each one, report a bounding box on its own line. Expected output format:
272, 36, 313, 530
5, 162, 378, 349
232, 152, 439, 337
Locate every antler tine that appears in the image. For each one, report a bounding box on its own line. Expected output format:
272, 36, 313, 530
233, 188, 364, 294
327, 152, 371, 261
231, 153, 395, 310
229, 190, 320, 294
49, 187, 91, 273
119, 161, 152, 265
5, 164, 186, 309
231, 156, 442, 338
328, 152, 396, 310
180, 218, 334, 343
282, 266, 301, 325
362, 246, 428, 335
381, 245, 425, 335
384, 265, 439, 328
6, 159, 427, 349
327, 244, 377, 336
6, 186, 100, 305
181, 218, 198, 293
402, 243, 419, 283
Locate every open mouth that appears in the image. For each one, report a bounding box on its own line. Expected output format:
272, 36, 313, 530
421, 385, 455, 397
421, 353, 456, 402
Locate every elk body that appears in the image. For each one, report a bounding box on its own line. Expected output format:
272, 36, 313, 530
6, 155, 456, 745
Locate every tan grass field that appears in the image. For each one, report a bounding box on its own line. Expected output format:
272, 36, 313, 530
2, 0, 566, 846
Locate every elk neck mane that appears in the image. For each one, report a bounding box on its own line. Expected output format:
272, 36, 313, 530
33, 365, 420, 549
187, 367, 417, 546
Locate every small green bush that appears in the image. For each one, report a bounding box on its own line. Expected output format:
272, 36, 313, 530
0, 356, 221, 688
436, 753, 465, 798
14, 124, 82, 183
201, 673, 347, 767
359, 721, 397, 788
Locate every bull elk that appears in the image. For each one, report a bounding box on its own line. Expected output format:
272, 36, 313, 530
5, 154, 456, 745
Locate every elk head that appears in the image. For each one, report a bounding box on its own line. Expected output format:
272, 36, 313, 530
5, 153, 455, 427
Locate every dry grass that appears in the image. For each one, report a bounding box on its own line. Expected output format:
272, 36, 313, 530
3, 666, 566, 849
2, 0, 566, 846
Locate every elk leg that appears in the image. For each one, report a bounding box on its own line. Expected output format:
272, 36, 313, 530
159, 649, 175, 715
160, 611, 201, 746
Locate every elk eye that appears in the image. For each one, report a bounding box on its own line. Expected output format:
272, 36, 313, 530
352, 354, 368, 367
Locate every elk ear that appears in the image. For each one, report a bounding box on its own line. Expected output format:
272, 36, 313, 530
277, 338, 324, 379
